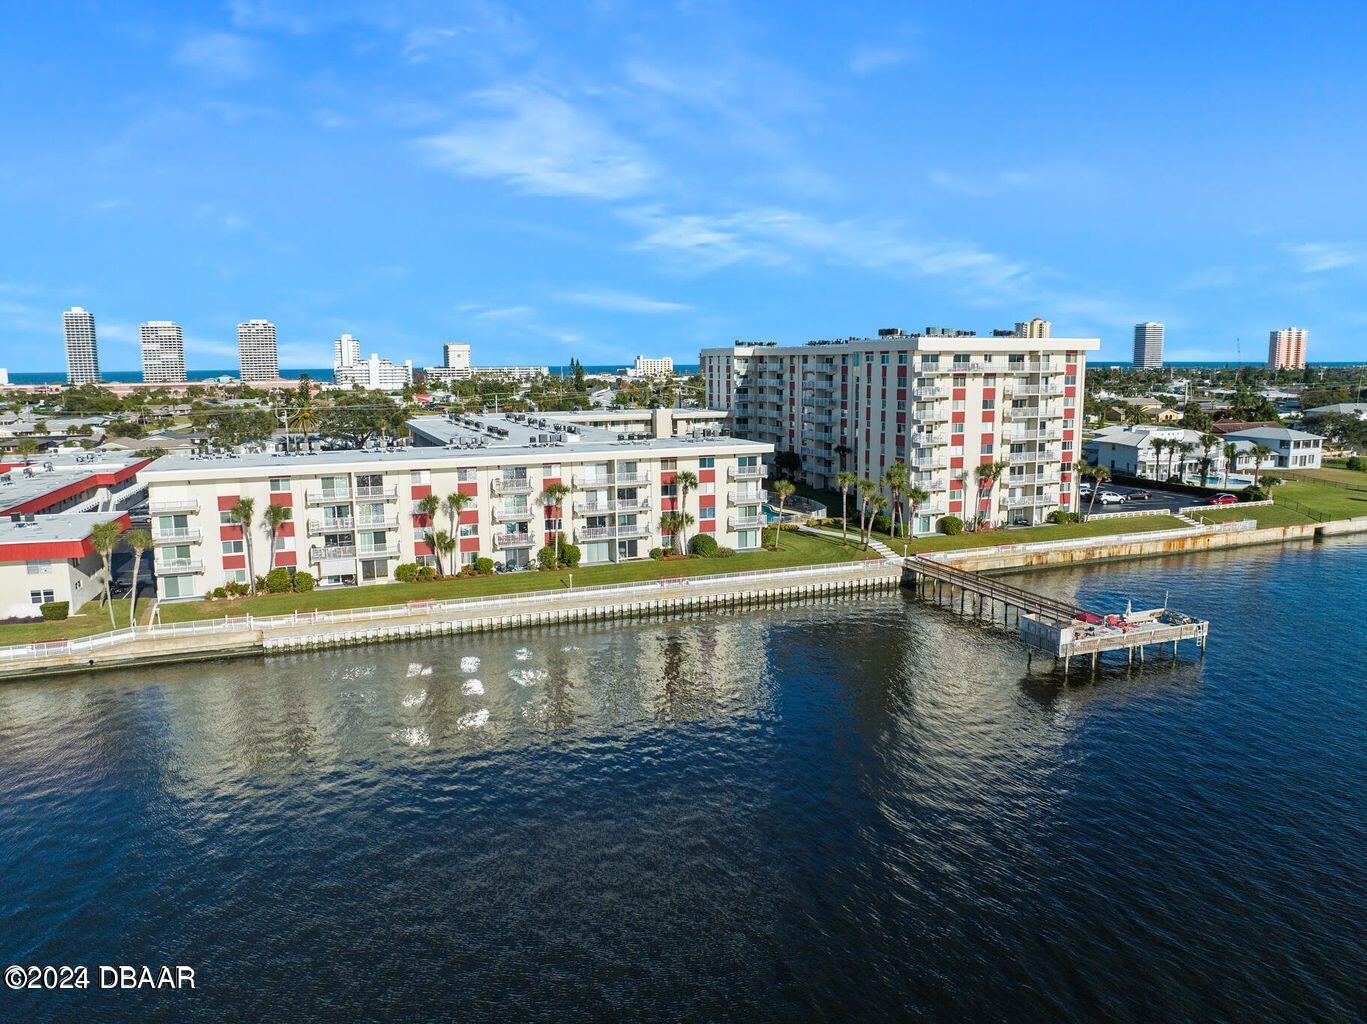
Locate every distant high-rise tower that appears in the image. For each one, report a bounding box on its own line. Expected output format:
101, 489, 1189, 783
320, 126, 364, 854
63, 306, 101, 384
237, 320, 279, 382
1267, 328, 1308, 370
1133, 322, 1164, 368
140, 321, 187, 383
443, 342, 471, 371
334, 333, 361, 371
1014, 318, 1051, 338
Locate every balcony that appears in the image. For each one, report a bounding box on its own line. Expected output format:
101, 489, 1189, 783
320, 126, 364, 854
806, 396, 836, 409
909, 431, 949, 446
310, 544, 357, 561
308, 517, 354, 534
728, 489, 767, 506
913, 406, 950, 423
148, 498, 199, 514
152, 528, 200, 544
1003, 494, 1059, 509
1005, 383, 1065, 397
356, 546, 402, 560
728, 515, 766, 530
155, 559, 204, 575
492, 476, 532, 495
908, 456, 949, 472
1005, 428, 1063, 443
493, 532, 536, 549
355, 514, 400, 530
573, 497, 651, 515
1008, 449, 1055, 464
306, 489, 351, 505
910, 387, 948, 400
354, 486, 398, 502
574, 472, 650, 487
1007, 471, 1060, 486
576, 523, 652, 542
728, 464, 767, 481
1007, 362, 1058, 375
492, 506, 534, 522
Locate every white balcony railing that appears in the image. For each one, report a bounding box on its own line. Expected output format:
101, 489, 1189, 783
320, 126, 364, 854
573, 472, 651, 488
306, 489, 351, 505
152, 529, 200, 544
728, 489, 766, 506
309, 518, 354, 534
492, 476, 532, 495
148, 499, 199, 514
353, 486, 398, 502
728, 464, 767, 480
356, 546, 402, 560
1008, 449, 1056, 464
573, 498, 651, 515
728, 515, 766, 530
492, 507, 534, 522
576, 523, 652, 542
310, 544, 357, 561
909, 431, 949, 446
1003, 494, 1060, 509
154, 559, 204, 575
355, 515, 400, 530
493, 532, 536, 549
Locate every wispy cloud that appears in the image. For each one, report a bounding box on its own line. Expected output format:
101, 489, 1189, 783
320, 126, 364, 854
558, 289, 692, 314
928, 169, 1042, 198
850, 45, 907, 75
174, 32, 259, 80
1282, 242, 1360, 273
419, 86, 655, 200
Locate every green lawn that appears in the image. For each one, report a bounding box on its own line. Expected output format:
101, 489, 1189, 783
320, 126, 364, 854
1287, 464, 1367, 488
1197, 504, 1314, 528
1197, 478, 1367, 527
157, 530, 873, 624
868, 514, 1192, 555
0, 598, 151, 647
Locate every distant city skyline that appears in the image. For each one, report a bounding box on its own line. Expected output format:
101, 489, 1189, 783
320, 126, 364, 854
3, 4, 1367, 368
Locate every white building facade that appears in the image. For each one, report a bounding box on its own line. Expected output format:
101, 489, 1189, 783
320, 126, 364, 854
63, 307, 101, 385
141, 412, 772, 599
237, 320, 279, 382
626, 356, 674, 378
1133, 322, 1164, 368
140, 321, 187, 384
701, 327, 1099, 530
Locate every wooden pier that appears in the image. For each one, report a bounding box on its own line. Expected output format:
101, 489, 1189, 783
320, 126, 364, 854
902, 555, 1210, 676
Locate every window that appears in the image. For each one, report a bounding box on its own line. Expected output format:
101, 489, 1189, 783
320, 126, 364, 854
660, 458, 677, 470
457, 468, 476, 482
30, 589, 55, 605
952, 422, 965, 434
661, 483, 677, 497
982, 399, 995, 410
273, 535, 291, 551
219, 510, 240, 525
26, 561, 51, 574
162, 574, 196, 599
410, 469, 430, 485
222, 540, 244, 555
543, 463, 561, 478
700, 481, 715, 495
699, 456, 714, 468
459, 523, 479, 538
224, 569, 248, 585
700, 506, 715, 520
269, 477, 290, 492
737, 530, 760, 550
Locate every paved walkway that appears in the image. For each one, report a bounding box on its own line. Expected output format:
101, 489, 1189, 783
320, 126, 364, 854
799, 524, 899, 559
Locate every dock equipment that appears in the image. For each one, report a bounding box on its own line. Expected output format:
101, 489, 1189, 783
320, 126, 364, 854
902, 554, 1209, 677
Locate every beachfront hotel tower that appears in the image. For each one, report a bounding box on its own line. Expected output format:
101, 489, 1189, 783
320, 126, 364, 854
63, 306, 101, 385
140, 321, 187, 384
1267, 328, 1308, 370
237, 320, 279, 382
700, 326, 1100, 532
1133, 322, 1164, 368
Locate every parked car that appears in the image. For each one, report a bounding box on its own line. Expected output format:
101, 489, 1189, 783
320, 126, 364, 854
1078, 482, 1094, 496
1206, 493, 1239, 506
1095, 490, 1127, 504
1124, 489, 1153, 501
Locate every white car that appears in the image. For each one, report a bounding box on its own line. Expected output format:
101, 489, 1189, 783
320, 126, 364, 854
1094, 489, 1126, 504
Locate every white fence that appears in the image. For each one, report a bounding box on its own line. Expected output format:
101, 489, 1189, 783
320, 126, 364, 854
922, 520, 1257, 564
1082, 507, 1172, 522
1178, 498, 1275, 516
0, 558, 897, 666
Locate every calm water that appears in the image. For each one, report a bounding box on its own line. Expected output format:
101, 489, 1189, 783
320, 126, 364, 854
1, 539, 1363, 1022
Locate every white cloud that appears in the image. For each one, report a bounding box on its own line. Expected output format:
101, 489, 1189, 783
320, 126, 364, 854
928, 169, 1040, 198
850, 45, 907, 75
1282, 242, 1360, 273
419, 86, 655, 200
558, 289, 692, 313
174, 32, 259, 80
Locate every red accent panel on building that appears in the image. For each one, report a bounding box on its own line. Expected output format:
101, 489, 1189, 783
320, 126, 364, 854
413, 514, 431, 528
698, 469, 716, 483
459, 510, 479, 525
269, 492, 292, 506
950, 456, 964, 469
457, 482, 478, 497
951, 411, 966, 424
223, 554, 246, 570
949, 478, 964, 491
217, 495, 240, 511
459, 537, 480, 553
278, 522, 295, 537
1063, 429, 1075, 442
981, 412, 994, 424
949, 500, 963, 513
1064, 386, 1077, 399
220, 525, 243, 541
950, 435, 965, 446
414, 541, 433, 556
411, 484, 432, 500
700, 519, 716, 533
274, 551, 297, 568
661, 471, 676, 485
981, 433, 995, 446
982, 387, 996, 400
661, 497, 677, 512
952, 387, 967, 400
698, 495, 716, 508
1061, 493, 1072, 505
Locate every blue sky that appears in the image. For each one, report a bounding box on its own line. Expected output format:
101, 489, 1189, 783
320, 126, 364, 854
3, 1, 1367, 371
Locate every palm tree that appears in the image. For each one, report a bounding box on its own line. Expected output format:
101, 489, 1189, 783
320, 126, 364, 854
91, 520, 124, 628
674, 470, 699, 550
659, 510, 692, 554
882, 461, 909, 542
540, 481, 570, 539
1250, 444, 1273, 488
770, 479, 795, 550
231, 497, 258, 595
904, 485, 930, 556
297, 404, 318, 452
443, 491, 473, 538
124, 527, 151, 629
974, 460, 1007, 529
835, 470, 857, 542
857, 477, 876, 548
436, 531, 458, 575
1222, 441, 1239, 487
1072, 458, 1092, 496
1086, 465, 1111, 517
425, 528, 451, 576
1177, 441, 1196, 483
1198, 432, 1221, 486
868, 493, 888, 545
263, 502, 291, 571
416, 493, 440, 530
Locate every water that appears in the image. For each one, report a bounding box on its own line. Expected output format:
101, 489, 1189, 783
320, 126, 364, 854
1, 539, 1362, 1022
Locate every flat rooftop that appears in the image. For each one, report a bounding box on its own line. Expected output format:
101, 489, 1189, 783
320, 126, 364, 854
0, 456, 146, 514
0, 509, 126, 544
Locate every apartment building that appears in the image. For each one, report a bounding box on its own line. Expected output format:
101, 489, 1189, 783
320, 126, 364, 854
140, 321, 187, 384
625, 355, 674, 378
334, 353, 414, 392
1267, 328, 1308, 370
0, 511, 128, 619
63, 307, 101, 385
1133, 322, 1164, 368
700, 327, 1099, 530
237, 320, 280, 382
140, 411, 772, 599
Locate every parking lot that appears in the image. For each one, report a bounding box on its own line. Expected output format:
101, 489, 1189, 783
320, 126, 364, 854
1079, 482, 1210, 516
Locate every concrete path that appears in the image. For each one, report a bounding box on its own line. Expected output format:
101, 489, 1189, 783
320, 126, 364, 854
799, 524, 899, 559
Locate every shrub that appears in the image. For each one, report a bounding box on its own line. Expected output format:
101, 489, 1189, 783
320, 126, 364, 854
393, 562, 421, 584
1047, 510, 1081, 525
226, 581, 250, 597
716, 546, 736, 558
1240, 484, 1268, 502
40, 601, 69, 621
558, 542, 581, 569
871, 514, 892, 534
538, 544, 558, 571
761, 525, 778, 549
264, 567, 293, 593
649, 547, 664, 560
253, 575, 268, 593
419, 565, 439, 582
291, 571, 316, 593
688, 533, 718, 557
1347, 456, 1365, 472
939, 515, 964, 536
474, 557, 494, 576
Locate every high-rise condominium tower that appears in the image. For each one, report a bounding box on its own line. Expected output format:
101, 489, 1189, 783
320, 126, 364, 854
443, 342, 471, 371
1267, 328, 1308, 370
141, 321, 187, 383
237, 320, 279, 382
334, 333, 361, 371
63, 306, 101, 384
1133, 322, 1164, 368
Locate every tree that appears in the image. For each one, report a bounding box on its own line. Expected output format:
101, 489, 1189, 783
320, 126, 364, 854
882, 461, 909, 542
416, 493, 440, 530
194, 407, 276, 451
425, 529, 451, 576
320, 390, 406, 447
659, 511, 691, 554
1223, 441, 1239, 487
973, 460, 1007, 529
1198, 432, 1221, 486
857, 477, 876, 549
231, 497, 258, 594
540, 481, 570, 538
1250, 444, 1273, 488
770, 479, 795, 550
436, 531, 458, 575
124, 528, 151, 629
868, 493, 889, 544
443, 491, 473, 539
1177, 441, 1196, 483
674, 471, 698, 550
263, 502, 291, 571
835, 470, 857, 542
91, 520, 125, 628
904, 485, 930, 556
1086, 465, 1111, 518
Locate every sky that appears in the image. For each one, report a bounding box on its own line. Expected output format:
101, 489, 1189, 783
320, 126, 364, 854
3, 0, 1367, 371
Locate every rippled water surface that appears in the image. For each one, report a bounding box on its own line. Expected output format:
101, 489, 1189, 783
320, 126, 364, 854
2, 538, 1364, 1022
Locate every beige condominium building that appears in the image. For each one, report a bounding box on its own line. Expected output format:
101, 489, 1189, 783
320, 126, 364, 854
1267, 328, 1308, 370
700, 325, 1099, 531
237, 319, 280, 382
140, 409, 772, 599
140, 321, 187, 384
